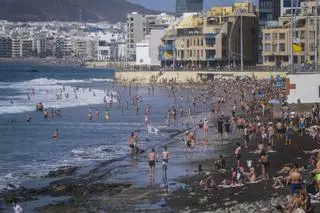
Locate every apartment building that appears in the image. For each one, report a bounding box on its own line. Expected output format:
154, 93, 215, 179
0, 37, 12, 57
160, 3, 259, 68
126, 12, 145, 61
262, 2, 319, 67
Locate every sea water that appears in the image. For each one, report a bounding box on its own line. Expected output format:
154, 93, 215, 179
0, 62, 193, 191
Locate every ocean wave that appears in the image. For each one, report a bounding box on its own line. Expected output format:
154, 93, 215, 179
71, 144, 127, 161
0, 77, 116, 115
90, 78, 113, 82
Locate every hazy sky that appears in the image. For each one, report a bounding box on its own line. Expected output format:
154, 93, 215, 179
128, 0, 250, 12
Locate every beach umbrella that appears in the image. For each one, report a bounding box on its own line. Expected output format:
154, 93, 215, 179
268, 99, 281, 105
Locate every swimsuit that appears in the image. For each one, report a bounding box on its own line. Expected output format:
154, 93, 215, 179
162, 159, 168, 167
149, 160, 155, 167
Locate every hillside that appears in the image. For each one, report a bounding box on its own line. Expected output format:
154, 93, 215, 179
0, 0, 161, 23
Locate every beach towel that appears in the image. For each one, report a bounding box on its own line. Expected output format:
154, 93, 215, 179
218, 183, 244, 188
245, 179, 263, 184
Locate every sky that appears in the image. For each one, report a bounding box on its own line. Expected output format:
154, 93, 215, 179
127, 0, 254, 12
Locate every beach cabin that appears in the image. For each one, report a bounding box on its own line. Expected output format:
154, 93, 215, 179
286, 73, 320, 103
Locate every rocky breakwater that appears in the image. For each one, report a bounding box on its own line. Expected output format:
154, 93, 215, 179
1, 166, 132, 212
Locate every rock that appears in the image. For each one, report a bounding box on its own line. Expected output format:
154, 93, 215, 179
44, 166, 78, 178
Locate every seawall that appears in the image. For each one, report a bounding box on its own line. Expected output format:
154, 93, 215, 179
114, 71, 287, 84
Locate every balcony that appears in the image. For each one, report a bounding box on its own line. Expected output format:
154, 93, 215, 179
205, 33, 217, 39
159, 44, 176, 51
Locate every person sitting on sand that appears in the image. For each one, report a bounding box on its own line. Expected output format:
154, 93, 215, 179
200, 175, 215, 190
258, 152, 269, 180
214, 155, 226, 170
246, 167, 256, 182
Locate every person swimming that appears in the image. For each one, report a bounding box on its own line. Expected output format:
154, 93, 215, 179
53, 129, 59, 139
26, 113, 32, 122
104, 109, 110, 120
88, 111, 93, 121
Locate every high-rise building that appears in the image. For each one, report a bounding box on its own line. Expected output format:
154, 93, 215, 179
126, 12, 145, 61
280, 0, 302, 16
259, 0, 281, 23
176, 0, 204, 15
0, 37, 12, 57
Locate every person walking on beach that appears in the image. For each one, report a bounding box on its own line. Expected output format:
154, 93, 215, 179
162, 146, 169, 184
235, 142, 241, 168
224, 120, 231, 139
148, 148, 157, 177
217, 118, 224, 142
203, 118, 209, 142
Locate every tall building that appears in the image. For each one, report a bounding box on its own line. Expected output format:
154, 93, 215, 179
126, 12, 145, 61
20, 39, 34, 57
11, 39, 20, 57
258, 0, 281, 63
280, 0, 302, 16
259, 0, 280, 23
0, 37, 12, 57
176, 0, 204, 15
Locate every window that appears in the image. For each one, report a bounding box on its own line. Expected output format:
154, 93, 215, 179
264, 43, 271, 52
197, 39, 199, 46
310, 43, 315, 51
279, 33, 285, 40
264, 33, 271, 40
301, 43, 305, 51
201, 39, 203, 46
187, 39, 189, 48
272, 44, 277, 52
280, 43, 286, 51
301, 31, 305, 39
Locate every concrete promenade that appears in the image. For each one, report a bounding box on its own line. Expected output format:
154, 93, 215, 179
114, 70, 287, 84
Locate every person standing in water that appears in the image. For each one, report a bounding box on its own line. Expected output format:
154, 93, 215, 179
162, 146, 169, 184
128, 132, 137, 156
148, 148, 157, 177
144, 112, 149, 129
26, 113, 32, 122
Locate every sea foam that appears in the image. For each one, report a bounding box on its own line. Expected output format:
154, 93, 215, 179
0, 78, 114, 115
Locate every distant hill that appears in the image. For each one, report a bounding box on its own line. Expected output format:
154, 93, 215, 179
0, 0, 162, 23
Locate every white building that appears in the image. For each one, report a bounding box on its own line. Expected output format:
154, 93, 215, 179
286, 73, 320, 103
149, 27, 165, 66
97, 40, 111, 61
11, 39, 20, 57
136, 39, 151, 65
